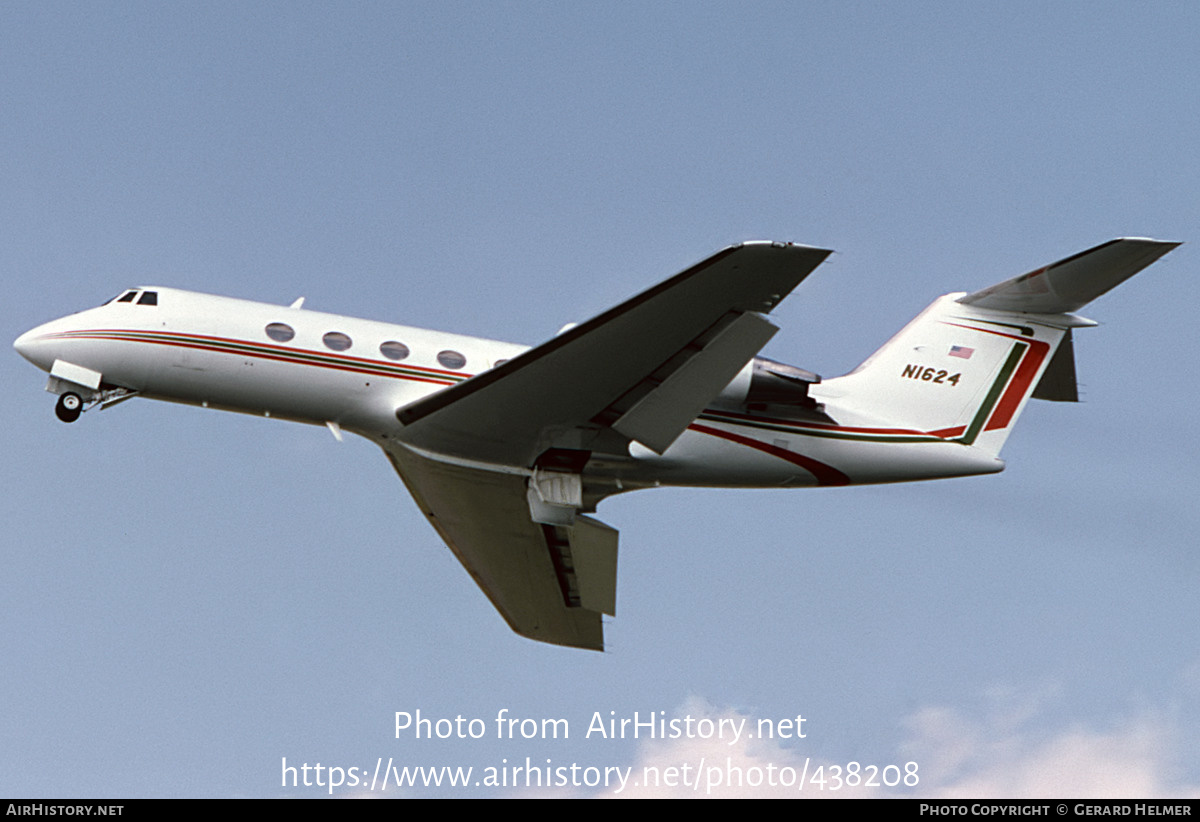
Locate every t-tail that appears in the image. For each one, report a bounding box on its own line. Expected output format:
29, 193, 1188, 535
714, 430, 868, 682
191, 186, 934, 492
816, 238, 1180, 460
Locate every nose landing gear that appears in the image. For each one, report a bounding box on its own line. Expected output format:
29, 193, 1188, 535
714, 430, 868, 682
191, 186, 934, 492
55, 392, 82, 423
52, 386, 138, 423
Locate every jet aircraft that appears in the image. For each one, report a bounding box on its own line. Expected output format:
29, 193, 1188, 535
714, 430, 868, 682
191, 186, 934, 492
14, 238, 1179, 650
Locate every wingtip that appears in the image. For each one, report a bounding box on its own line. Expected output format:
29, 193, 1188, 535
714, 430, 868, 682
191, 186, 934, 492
737, 239, 836, 254
1115, 237, 1183, 248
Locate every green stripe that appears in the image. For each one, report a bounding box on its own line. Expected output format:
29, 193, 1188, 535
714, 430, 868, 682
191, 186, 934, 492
956, 342, 1025, 445
701, 339, 1029, 447
695, 413, 945, 444
57, 329, 468, 384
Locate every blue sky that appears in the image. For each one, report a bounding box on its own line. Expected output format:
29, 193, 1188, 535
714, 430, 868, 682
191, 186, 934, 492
3, 2, 1199, 797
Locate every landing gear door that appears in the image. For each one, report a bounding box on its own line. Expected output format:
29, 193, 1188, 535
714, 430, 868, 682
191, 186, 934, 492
47, 359, 102, 398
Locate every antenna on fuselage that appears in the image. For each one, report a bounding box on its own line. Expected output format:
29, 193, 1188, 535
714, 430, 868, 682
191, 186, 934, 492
289, 297, 305, 309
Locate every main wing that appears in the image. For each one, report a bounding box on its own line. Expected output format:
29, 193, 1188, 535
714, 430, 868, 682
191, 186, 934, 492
396, 242, 833, 465
386, 242, 833, 649
386, 445, 616, 650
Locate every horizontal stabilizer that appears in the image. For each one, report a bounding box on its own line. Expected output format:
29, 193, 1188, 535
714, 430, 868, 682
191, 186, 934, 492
959, 238, 1179, 314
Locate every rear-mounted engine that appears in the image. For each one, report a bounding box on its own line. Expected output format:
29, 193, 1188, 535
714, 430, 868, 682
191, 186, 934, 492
713, 356, 824, 414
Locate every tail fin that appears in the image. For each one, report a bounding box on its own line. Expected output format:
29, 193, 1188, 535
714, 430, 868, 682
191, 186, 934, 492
818, 238, 1179, 458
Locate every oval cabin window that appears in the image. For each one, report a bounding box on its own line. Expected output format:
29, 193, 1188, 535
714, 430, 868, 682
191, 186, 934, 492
323, 332, 353, 352
380, 341, 410, 360
265, 322, 295, 343
437, 350, 467, 369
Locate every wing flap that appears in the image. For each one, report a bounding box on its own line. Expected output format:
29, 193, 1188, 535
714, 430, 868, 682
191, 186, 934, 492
571, 516, 618, 616
611, 310, 778, 453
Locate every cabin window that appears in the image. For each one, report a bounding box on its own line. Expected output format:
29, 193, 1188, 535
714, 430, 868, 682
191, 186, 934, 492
137, 291, 158, 305
323, 332, 352, 352
437, 350, 467, 370
380, 341, 410, 360
265, 322, 295, 343
117, 291, 137, 303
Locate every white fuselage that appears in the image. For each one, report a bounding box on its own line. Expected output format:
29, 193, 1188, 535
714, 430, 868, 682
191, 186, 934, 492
16, 239, 1165, 651
14, 286, 1005, 493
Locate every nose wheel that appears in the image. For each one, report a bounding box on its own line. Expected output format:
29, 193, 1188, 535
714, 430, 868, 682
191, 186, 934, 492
55, 392, 82, 423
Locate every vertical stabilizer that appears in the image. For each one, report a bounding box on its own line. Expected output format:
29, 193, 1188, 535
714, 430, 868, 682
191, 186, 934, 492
816, 238, 1179, 458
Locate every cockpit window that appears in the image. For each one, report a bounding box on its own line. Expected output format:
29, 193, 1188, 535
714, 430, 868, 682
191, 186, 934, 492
102, 289, 159, 307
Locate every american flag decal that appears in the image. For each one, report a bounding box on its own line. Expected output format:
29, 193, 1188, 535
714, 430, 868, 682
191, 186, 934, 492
949, 345, 974, 359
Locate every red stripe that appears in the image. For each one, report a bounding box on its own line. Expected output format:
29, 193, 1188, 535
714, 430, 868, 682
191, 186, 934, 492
704, 408, 946, 438
984, 340, 1050, 431
48, 329, 467, 384
940, 322, 1052, 433
689, 423, 850, 486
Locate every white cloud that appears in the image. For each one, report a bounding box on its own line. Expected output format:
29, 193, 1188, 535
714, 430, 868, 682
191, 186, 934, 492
903, 702, 1198, 799
580, 693, 1200, 799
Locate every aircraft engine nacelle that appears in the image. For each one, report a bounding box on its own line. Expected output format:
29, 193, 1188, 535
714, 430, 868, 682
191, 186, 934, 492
713, 356, 821, 411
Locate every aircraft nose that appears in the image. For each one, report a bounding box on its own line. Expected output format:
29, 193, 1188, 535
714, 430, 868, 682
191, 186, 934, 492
14, 327, 36, 360
14, 323, 55, 370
